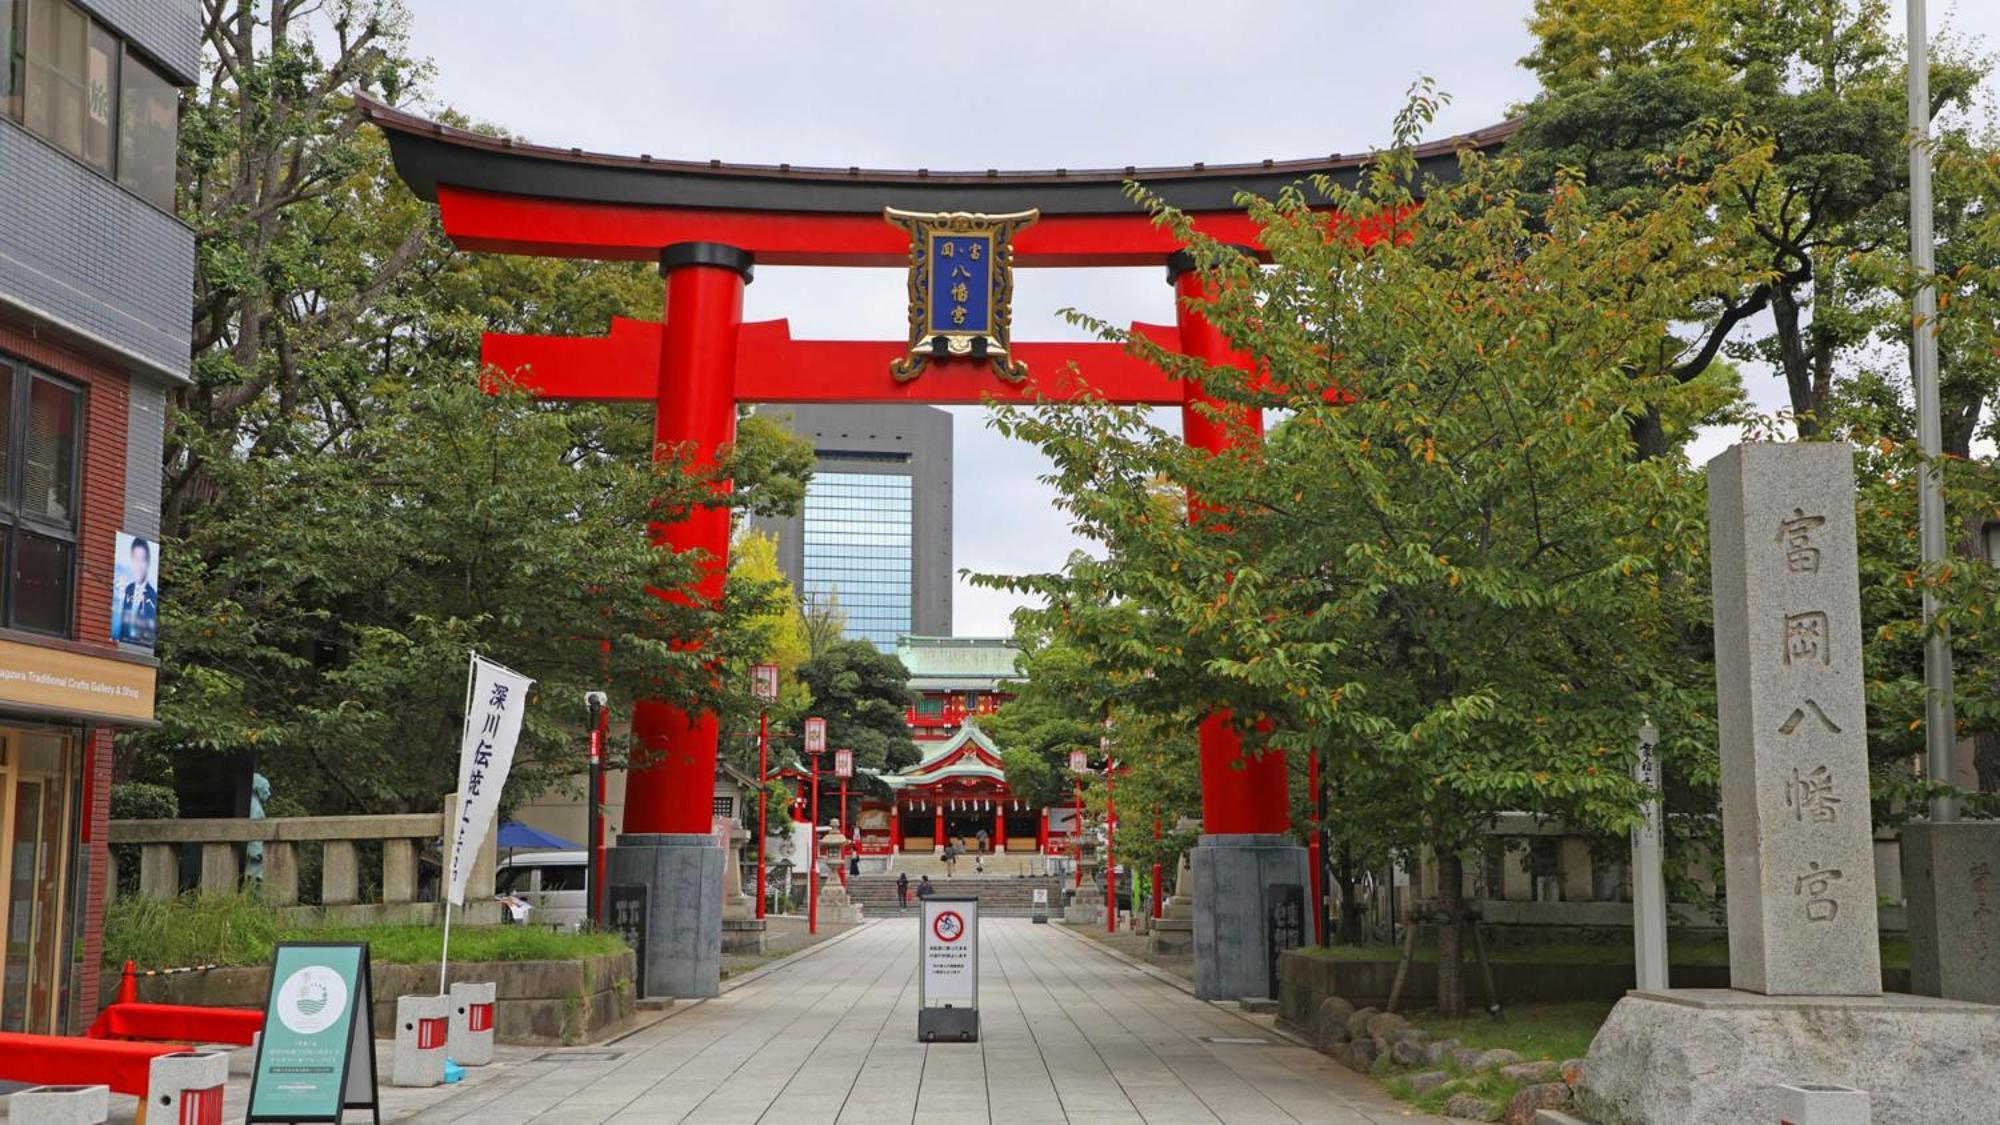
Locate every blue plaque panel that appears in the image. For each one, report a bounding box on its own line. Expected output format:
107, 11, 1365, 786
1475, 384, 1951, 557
927, 234, 993, 335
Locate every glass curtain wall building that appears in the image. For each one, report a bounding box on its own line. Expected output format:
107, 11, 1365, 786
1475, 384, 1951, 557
751, 405, 952, 652
802, 471, 914, 649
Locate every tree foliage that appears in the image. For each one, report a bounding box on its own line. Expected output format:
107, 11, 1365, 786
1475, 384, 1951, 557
132, 0, 815, 814
980, 96, 1770, 1012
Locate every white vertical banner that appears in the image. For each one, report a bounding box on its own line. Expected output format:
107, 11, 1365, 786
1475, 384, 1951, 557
448, 654, 536, 907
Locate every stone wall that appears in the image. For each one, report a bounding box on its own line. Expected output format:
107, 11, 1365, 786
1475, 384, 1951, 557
111, 951, 636, 1046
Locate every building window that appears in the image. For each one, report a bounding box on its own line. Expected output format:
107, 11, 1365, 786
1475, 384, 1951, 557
8, 0, 177, 210
800, 471, 914, 652
116, 45, 173, 209
0, 359, 82, 636
2, 2, 24, 121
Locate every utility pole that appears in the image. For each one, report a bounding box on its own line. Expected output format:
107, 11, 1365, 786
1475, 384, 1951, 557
584, 692, 608, 928
1909, 0, 1958, 822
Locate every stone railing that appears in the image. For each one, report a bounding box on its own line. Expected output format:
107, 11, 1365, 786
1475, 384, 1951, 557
107, 794, 498, 925
1397, 811, 1907, 936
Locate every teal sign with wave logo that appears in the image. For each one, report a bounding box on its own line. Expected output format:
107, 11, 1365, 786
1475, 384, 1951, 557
248, 942, 380, 1123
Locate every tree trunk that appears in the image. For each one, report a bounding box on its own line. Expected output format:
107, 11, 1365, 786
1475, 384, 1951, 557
1336, 845, 1366, 945
1435, 850, 1468, 1018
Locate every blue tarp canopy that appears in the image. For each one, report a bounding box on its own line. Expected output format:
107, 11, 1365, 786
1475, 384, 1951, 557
498, 821, 579, 850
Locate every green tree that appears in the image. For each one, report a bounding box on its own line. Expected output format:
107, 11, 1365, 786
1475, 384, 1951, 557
137, 1, 816, 813
1513, 0, 1985, 442
796, 639, 919, 780
980, 103, 1769, 1014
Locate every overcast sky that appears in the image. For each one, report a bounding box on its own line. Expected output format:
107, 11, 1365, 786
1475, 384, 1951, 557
395, 0, 2000, 637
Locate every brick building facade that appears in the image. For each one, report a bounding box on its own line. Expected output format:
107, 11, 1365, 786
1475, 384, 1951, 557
0, 0, 194, 1031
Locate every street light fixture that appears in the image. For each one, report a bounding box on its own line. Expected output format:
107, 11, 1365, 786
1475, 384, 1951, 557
804, 717, 827, 934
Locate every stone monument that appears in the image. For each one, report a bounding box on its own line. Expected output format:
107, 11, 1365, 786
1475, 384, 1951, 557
721, 824, 767, 954
1149, 853, 1195, 955
1900, 821, 2000, 1004
1578, 443, 2000, 1124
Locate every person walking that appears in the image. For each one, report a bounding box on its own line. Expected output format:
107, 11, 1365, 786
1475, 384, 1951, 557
943, 841, 958, 877
916, 875, 935, 901
976, 827, 990, 855
896, 871, 910, 908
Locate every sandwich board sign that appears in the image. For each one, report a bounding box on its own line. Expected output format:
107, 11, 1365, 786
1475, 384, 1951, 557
918, 897, 979, 1042
247, 941, 381, 1123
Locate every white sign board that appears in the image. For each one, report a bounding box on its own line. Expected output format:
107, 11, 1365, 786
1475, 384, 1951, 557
1031, 888, 1049, 905
920, 897, 979, 1009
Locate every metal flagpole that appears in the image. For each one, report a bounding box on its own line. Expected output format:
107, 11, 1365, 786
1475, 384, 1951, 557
1908, 0, 1958, 821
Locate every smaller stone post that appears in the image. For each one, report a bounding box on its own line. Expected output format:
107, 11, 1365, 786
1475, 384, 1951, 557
1630, 722, 1669, 991
392, 994, 450, 1087
8, 1084, 110, 1125
447, 980, 496, 1067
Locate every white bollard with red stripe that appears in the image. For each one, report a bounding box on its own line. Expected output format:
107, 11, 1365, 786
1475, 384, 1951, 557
147, 1050, 227, 1125
7, 1084, 109, 1125
391, 993, 450, 1087
448, 980, 497, 1066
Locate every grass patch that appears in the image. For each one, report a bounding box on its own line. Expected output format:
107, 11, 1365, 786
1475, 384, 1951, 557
105, 893, 626, 970
1374, 1001, 1610, 1117
1411, 999, 1611, 1062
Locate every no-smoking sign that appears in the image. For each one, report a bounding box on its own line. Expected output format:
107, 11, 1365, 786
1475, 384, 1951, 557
932, 910, 965, 943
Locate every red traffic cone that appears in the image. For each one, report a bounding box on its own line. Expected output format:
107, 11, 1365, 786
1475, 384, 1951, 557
116, 959, 138, 1005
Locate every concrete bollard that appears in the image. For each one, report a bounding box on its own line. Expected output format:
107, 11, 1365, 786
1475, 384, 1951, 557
448, 980, 497, 1066
392, 993, 451, 1087
147, 1051, 228, 1125
8, 1085, 110, 1125
1776, 1083, 1870, 1125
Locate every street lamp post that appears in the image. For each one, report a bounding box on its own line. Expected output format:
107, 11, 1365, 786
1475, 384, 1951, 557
1069, 748, 1088, 889
750, 664, 778, 921
1105, 755, 1117, 934
835, 747, 854, 888
584, 691, 608, 928
804, 717, 827, 934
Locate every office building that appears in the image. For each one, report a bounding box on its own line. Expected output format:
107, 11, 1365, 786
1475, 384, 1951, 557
0, 0, 195, 1029
751, 404, 952, 650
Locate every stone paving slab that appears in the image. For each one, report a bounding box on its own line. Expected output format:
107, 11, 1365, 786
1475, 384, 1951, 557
396, 917, 1443, 1124
2, 919, 1441, 1124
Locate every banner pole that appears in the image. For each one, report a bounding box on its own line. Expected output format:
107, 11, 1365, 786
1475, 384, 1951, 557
439, 901, 454, 995
443, 649, 476, 996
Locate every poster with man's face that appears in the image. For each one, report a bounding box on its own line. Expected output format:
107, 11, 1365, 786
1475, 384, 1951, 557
112, 531, 159, 650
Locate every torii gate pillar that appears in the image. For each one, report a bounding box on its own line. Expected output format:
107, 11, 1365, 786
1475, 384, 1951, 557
605, 242, 751, 1001
1170, 250, 1311, 1001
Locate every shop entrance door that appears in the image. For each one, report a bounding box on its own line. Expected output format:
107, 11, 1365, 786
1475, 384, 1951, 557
0, 729, 79, 1034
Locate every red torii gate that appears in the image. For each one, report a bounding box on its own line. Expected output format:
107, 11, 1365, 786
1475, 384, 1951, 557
363, 99, 1510, 998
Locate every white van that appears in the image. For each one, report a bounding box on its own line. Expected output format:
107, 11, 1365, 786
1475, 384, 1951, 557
494, 850, 586, 929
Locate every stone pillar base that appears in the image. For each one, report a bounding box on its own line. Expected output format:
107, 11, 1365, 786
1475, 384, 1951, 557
1577, 989, 2000, 1124
607, 833, 723, 999
1192, 833, 1309, 1000
1901, 821, 2000, 1005
722, 917, 768, 954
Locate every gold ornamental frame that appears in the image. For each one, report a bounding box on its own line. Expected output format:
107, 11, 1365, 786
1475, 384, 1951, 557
884, 207, 1039, 383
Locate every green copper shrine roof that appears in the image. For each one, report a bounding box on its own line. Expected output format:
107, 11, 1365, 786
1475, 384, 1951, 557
879, 721, 1009, 790
895, 636, 1022, 690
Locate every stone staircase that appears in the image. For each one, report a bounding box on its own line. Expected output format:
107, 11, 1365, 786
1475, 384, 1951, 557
847, 872, 1068, 917
883, 851, 1055, 878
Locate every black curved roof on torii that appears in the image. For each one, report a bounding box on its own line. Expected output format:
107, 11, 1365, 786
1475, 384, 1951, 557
357, 96, 1518, 216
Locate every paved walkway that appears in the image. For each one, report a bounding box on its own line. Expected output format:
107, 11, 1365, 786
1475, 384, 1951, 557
406, 918, 1442, 1124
